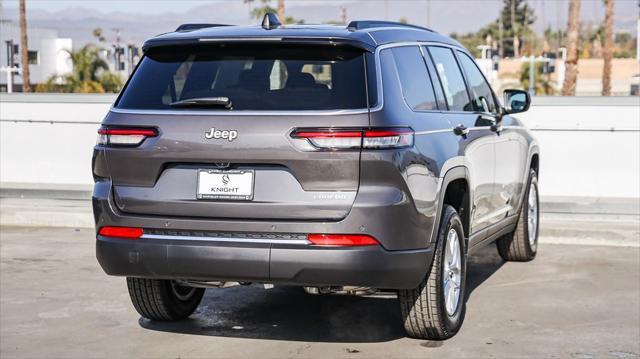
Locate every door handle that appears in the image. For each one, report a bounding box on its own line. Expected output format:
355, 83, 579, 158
476, 114, 502, 133
453, 124, 469, 137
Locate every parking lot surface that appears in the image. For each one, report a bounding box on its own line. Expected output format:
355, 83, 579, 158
1, 226, 639, 358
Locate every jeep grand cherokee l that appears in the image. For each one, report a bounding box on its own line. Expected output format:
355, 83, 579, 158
92, 15, 540, 340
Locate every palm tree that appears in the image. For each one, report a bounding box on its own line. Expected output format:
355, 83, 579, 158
601, 0, 614, 96
277, 0, 285, 24
520, 62, 556, 95
561, 0, 581, 96
247, 0, 302, 24
19, 0, 31, 92
38, 45, 122, 93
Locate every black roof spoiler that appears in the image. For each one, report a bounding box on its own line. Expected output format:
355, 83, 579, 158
347, 20, 434, 33
142, 37, 375, 53
175, 23, 231, 32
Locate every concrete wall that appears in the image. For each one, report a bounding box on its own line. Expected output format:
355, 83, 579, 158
1, 93, 638, 210
0, 94, 113, 185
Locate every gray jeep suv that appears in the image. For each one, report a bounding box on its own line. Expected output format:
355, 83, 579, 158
92, 15, 540, 340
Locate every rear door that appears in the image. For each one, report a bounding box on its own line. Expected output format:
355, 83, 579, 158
102, 43, 372, 221
425, 46, 498, 234
456, 50, 524, 222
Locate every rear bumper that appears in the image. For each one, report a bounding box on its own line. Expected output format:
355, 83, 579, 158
96, 236, 432, 289
93, 179, 435, 289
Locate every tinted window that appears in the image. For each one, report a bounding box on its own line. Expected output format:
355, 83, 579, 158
457, 51, 497, 114
116, 44, 369, 111
422, 46, 448, 110
389, 46, 437, 111
427, 46, 472, 112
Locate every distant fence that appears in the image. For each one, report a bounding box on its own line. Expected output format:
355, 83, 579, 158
1, 93, 639, 213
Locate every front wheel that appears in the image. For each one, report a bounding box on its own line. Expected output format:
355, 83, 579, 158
398, 205, 467, 340
127, 278, 205, 321
497, 169, 539, 261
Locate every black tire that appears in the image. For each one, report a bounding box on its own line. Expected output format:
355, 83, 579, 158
497, 169, 539, 262
126, 277, 205, 321
398, 205, 467, 340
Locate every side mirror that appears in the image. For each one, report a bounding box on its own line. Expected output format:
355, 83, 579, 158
503, 89, 531, 114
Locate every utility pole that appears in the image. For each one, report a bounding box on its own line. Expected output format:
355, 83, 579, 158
426, 0, 431, 28
18, 0, 30, 92
384, 0, 388, 21
601, 0, 614, 96
499, 16, 504, 58
511, 0, 519, 58
561, 0, 580, 96
113, 27, 122, 72
277, 0, 285, 24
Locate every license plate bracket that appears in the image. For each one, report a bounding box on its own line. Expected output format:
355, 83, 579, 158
197, 169, 255, 201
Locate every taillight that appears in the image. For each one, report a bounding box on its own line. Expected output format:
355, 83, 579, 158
308, 234, 379, 246
290, 128, 413, 151
97, 127, 158, 146
98, 226, 143, 239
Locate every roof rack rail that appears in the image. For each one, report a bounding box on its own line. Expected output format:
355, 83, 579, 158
347, 20, 434, 33
175, 23, 231, 32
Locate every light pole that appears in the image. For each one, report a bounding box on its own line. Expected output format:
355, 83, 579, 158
521, 56, 551, 97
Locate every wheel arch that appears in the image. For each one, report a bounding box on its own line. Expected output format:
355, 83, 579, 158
433, 167, 471, 244
515, 145, 540, 213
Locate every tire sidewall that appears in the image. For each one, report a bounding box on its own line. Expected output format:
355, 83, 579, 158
437, 206, 467, 334
522, 170, 539, 257
161, 280, 205, 318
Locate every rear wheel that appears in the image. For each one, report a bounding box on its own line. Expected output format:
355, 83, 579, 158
398, 205, 467, 340
126, 278, 205, 321
497, 169, 539, 261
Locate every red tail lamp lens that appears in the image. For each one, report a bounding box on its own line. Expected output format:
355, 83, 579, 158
97, 127, 157, 146
98, 226, 143, 239
291, 128, 413, 150
308, 234, 379, 246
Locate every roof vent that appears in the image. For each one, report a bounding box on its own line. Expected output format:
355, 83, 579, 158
261, 12, 282, 30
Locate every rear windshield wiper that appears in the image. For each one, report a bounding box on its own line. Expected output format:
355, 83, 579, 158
170, 97, 233, 109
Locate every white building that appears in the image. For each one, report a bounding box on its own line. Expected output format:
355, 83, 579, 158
0, 19, 72, 91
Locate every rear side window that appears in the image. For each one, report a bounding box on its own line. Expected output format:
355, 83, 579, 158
457, 51, 498, 114
427, 46, 472, 112
422, 46, 448, 110
116, 44, 369, 111
388, 46, 437, 111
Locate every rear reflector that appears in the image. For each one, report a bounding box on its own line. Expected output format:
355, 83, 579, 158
97, 127, 158, 146
98, 226, 143, 239
291, 128, 413, 150
308, 234, 379, 246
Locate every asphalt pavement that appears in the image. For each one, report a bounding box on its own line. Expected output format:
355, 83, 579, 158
0, 226, 639, 358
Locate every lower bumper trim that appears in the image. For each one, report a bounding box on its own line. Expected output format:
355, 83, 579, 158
96, 236, 433, 289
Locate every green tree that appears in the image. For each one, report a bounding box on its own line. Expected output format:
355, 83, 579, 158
451, 0, 535, 58
93, 28, 106, 43
451, 22, 499, 58
519, 62, 555, 95
499, 0, 536, 57
36, 45, 123, 93
246, 0, 303, 24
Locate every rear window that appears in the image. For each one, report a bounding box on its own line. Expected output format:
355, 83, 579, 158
116, 44, 371, 111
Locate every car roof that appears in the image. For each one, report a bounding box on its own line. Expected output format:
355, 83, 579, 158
142, 22, 466, 53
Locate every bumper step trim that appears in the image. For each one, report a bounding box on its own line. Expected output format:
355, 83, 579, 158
141, 233, 310, 245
